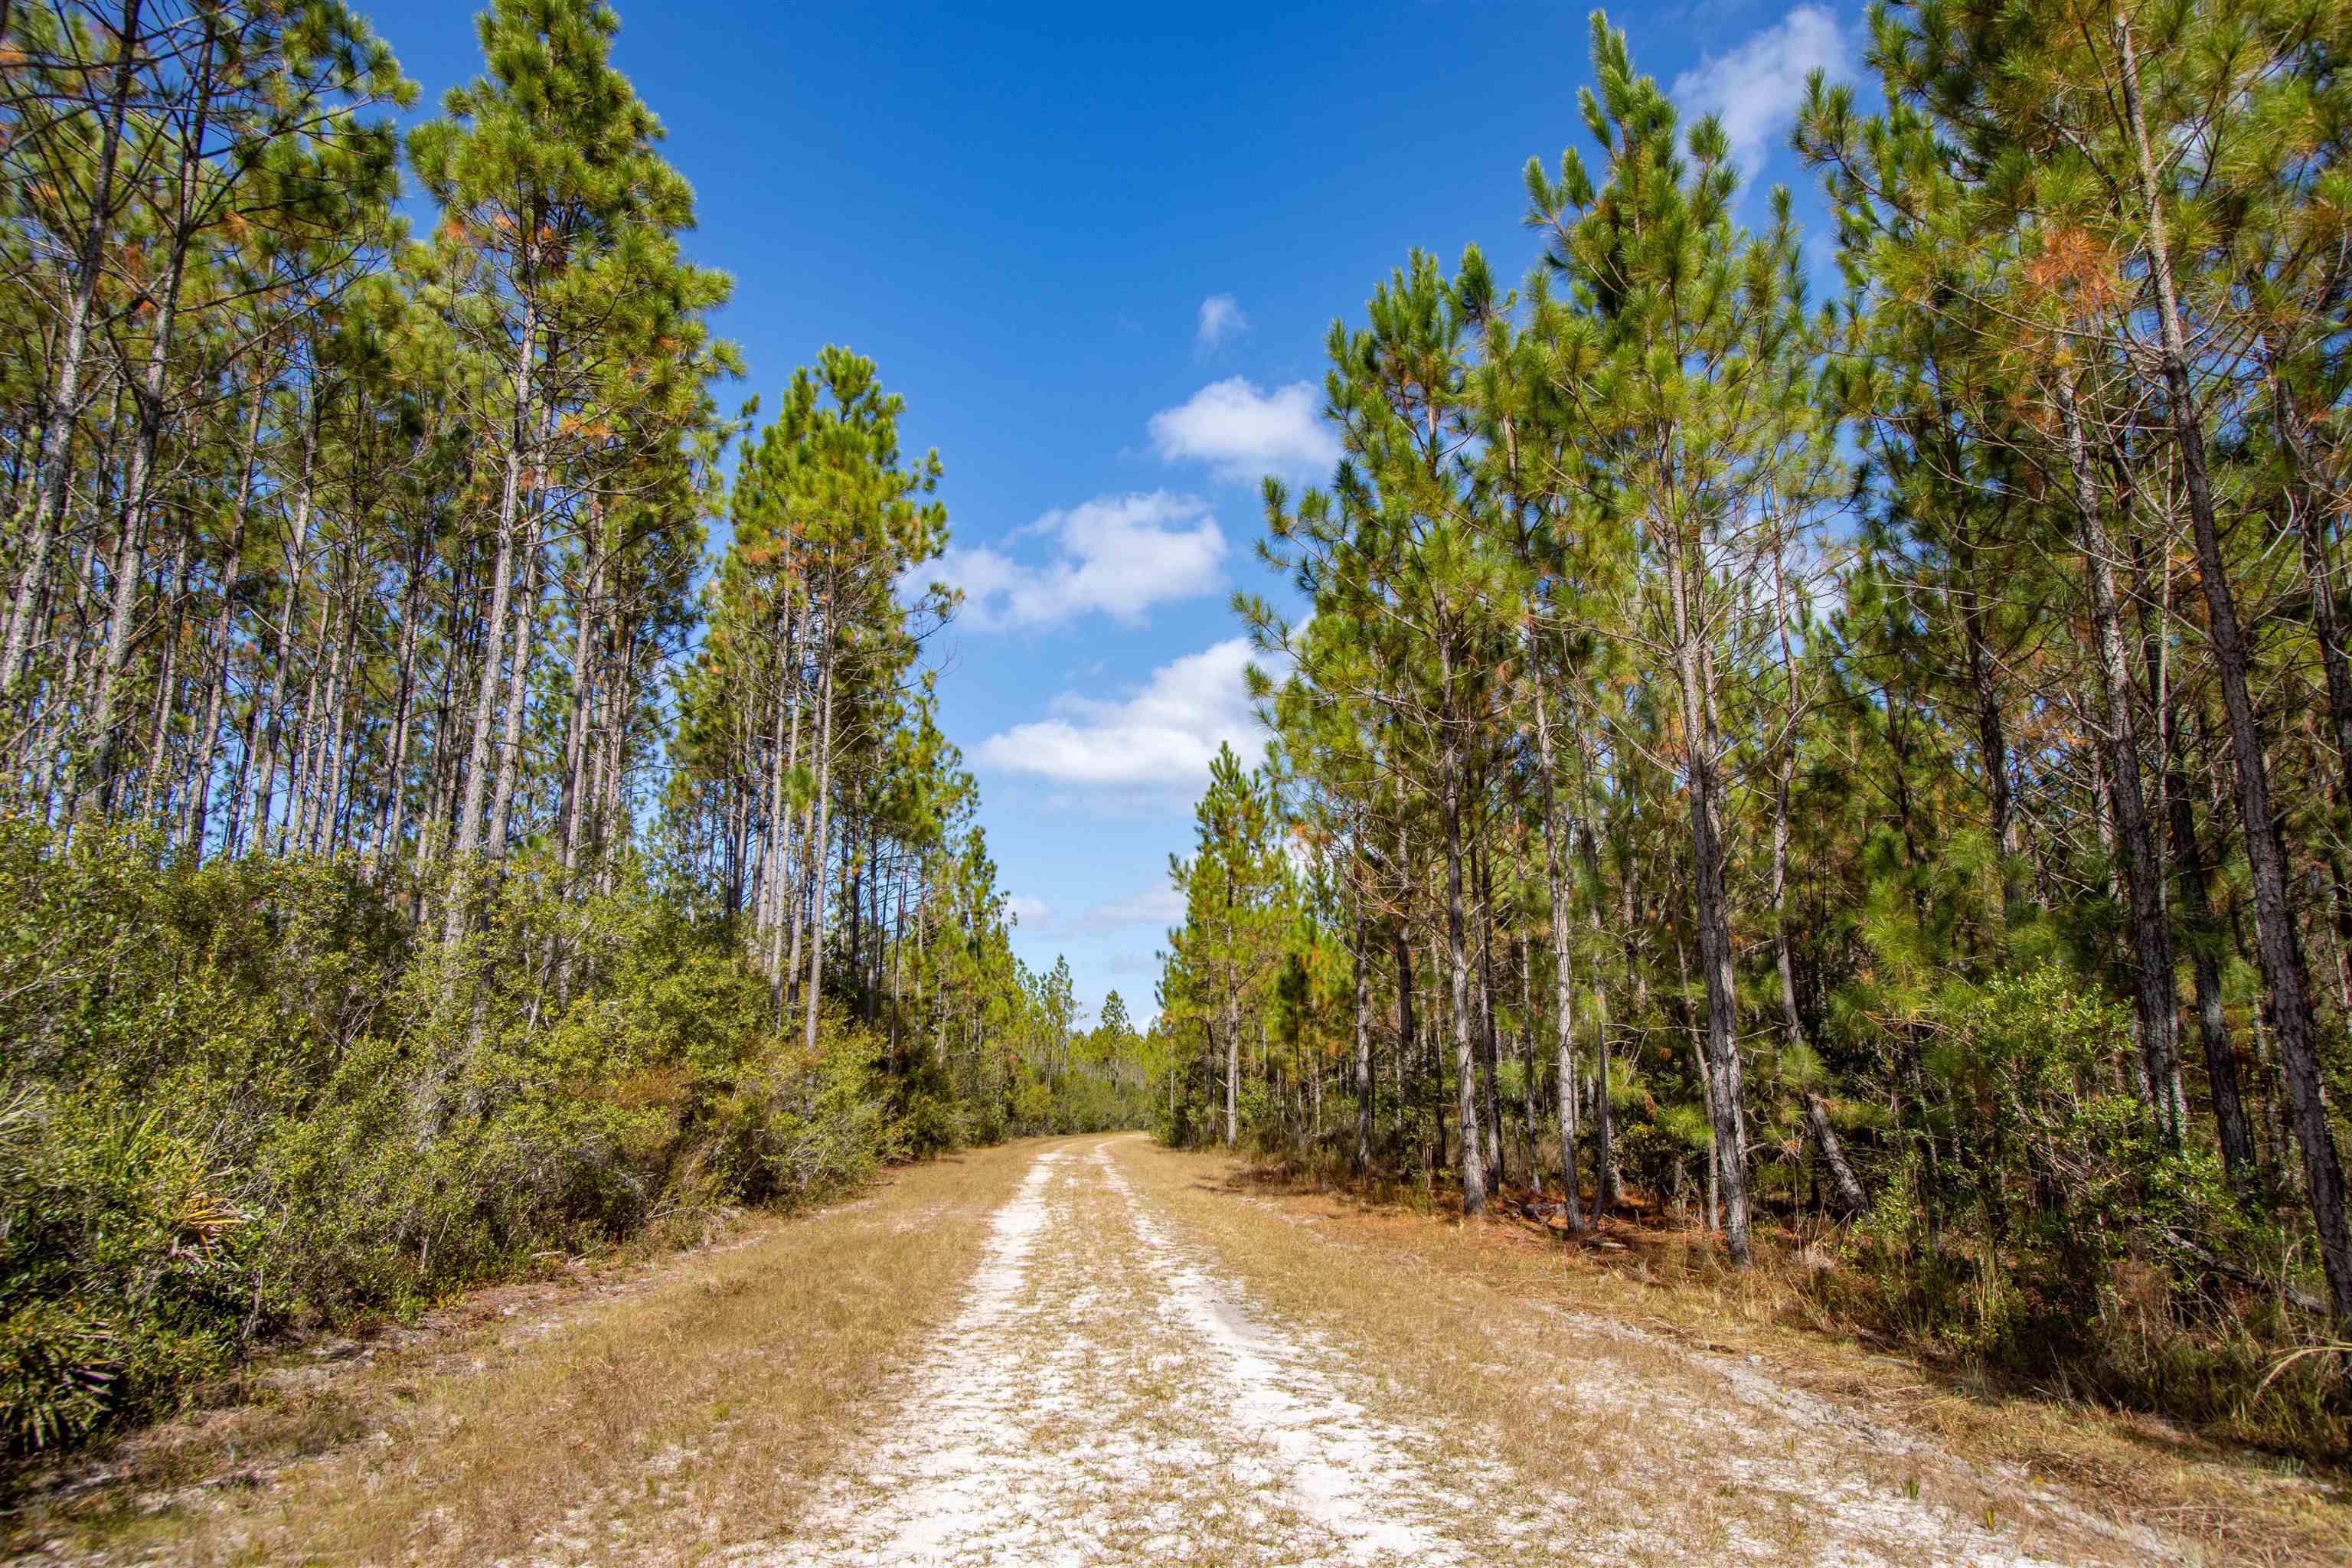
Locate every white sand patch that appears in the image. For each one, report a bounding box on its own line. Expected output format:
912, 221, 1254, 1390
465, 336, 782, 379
744, 1142, 2173, 1568
763, 1142, 1521, 1566
1222, 1191, 2174, 1566
784, 1149, 1066, 1563
1094, 1146, 1485, 1563
1527, 1304, 2177, 1566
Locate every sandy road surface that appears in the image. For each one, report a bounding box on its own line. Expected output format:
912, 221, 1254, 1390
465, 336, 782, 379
758, 1137, 2172, 1567
20, 1135, 2292, 1567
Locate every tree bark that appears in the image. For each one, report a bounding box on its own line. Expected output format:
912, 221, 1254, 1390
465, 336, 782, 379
802, 605, 838, 1054
1351, 874, 1373, 1171
1662, 516, 1748, 1262
1534, 683, 1586, 1228
485, 508, 546, 860
2056, 361, 2182, 1142
2, 0, 143, 701
443, 289, 537, 952
1439, 652, 1486, 1217
2118, 15, 2352, 1325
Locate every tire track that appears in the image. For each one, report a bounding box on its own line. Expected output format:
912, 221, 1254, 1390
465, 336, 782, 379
773, 1140, 1492, 1566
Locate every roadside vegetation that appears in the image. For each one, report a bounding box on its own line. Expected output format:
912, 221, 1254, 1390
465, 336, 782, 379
0, 0, 1153, 1472
1153, 5, 2352, 1465
8, 0, 2352, 1530
3, 1141, 1044, 1565
1135, 1142, 2352, 1566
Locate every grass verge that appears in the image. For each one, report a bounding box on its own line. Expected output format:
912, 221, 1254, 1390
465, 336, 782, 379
1122, 1140, 2352, 1567
2, 1140, 1046, 1566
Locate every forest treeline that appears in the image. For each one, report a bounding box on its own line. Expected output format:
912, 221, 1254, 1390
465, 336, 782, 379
0, 0, 1151, 1459
1155, 4, 2352, 1452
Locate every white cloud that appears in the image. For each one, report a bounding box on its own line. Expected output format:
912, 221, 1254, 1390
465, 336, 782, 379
1148, 377, 1340, 484
1083, 884, 1187, 929
1194, 292, 1249, 354
1669, 5, 1851, 175
1004, 894, 1054, 929
973, 636, 1261, 804
923, 491, 1225, 632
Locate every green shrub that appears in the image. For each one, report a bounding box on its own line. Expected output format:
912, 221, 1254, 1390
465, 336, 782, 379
0, 823, 931, 1461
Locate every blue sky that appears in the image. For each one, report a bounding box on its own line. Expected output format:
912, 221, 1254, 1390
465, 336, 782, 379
384, 0, 1863, 1024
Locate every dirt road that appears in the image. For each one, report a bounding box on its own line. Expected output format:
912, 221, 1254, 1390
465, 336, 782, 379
782, 1137, 2161, 1567
17, 1136, 2341, 1566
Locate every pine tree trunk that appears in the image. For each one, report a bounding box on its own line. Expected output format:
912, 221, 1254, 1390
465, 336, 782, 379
485, 513, 545, 859
82, 36, 217, 820
2116, 15, 2352, 1327
779, 612, 812, 1009
1534, 684, 1585, 1228
80, 467, 150, 817
1475, 835, 1505, 1190
1805, 1094, 1867, 1219
283, 573, 332, 854
557, 525, 603, 893
1582, 826, 1622, 1210
2056, 361, 2182, 1143
1517, 937, 1538, 1191
377, 543, 425, 872
1351, 879, 1373, 1171
1439, 653, 1486, 1217
316, 569, 361, 856
598, 627, 635, 893
1223, 958, 1240, 1147
2170, 720, 2256, 1190
1, 0, 142, 701
137, 527, 194, 823
443, 291, 537, 952
1393, 917, 1419, 1174
802, 617, 837, 1054
1664, 519, 1748, 1262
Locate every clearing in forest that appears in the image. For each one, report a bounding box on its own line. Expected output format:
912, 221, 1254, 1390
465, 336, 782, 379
8, 1137, 2344, 1567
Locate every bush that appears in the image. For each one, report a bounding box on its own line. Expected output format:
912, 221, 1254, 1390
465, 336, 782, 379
0, 823, 914, 1461
1815, 968, 2337, 1452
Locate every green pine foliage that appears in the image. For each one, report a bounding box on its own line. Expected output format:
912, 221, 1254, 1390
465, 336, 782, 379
0, 0, 1150, 1465
1160, 5, 2352, 1458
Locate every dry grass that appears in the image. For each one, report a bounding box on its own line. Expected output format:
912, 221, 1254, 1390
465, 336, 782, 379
787, 1141, 1514, 1564
3, 1140, 1050, 1566
20, 1133, 2344, 1566
1135, 1141, 2352, 1567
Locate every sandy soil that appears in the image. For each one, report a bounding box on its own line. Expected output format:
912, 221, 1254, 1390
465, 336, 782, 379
753, 1137, 2164, 1567
777, 1143, 1491, 1566
17, 1135, 2318, 1566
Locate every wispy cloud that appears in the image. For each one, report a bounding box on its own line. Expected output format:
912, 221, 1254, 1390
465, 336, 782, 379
1194, 292, 1249, 355
1148, 377, 1340, 485
1004, 894, 1054, 929
1668, 5, 1852, 175
920, 491, 1224, 632
1083, 884, 1187, 929
974, 636, 1263, 810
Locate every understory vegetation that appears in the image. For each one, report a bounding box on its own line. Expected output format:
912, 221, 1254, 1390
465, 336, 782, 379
1153, 5, 2352, 1461
7, 0, 2350, 1504
0, 0, 1151, 1465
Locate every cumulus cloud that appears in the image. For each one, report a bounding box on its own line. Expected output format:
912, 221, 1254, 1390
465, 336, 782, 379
1148, 377, 1340, 484
1194, 293, 1249, 354
973, 637, 1261, 805
924, 491, 1224, 632
1669, 5, 1852, 175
